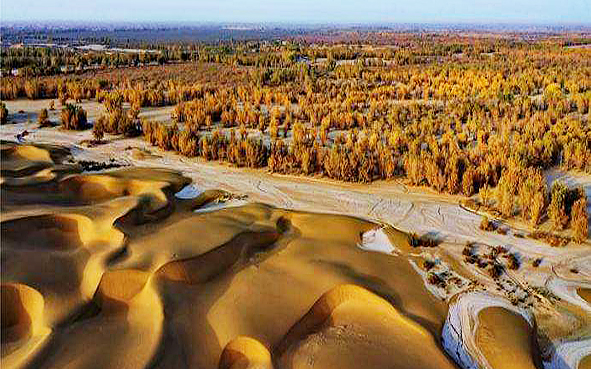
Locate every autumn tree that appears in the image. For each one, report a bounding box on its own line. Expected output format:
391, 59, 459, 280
269, 115, 279, 140
479, 184, 492, 207
92, 118, 105, 142
549, 182, 569, 230
518, 169, 546, 227
571, 197, 588, 243
496, 178, 514, 217
61, 104, 88, 130
0, 102, 8, 125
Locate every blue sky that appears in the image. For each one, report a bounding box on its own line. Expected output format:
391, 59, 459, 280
1, 0, 590, 23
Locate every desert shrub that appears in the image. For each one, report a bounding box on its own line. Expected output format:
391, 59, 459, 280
462, 167, 477, 196
496, 175, 515, 217
427, 273, 446, 288
58, 92, 68, 106
92, 118, 105, 142
244, 139, 268, 168
153, 124, 178, 151
97, 107, 142, 138
530, 190, 547, 228
529, 231, 570, 247
404, 154, 424, 186
38, 108, 50, 127
423, 260, 436, 271
61, 104, 88, 130
506, 253, 520, 270
408, 232, 439, 248
103, 92, 124, 113
462, 243, 474, 257
489, 262, 504, 279
12, 36, 579, 191
479, 216, 495, 231
269, 115, 279, 140
142, 120, 157, 145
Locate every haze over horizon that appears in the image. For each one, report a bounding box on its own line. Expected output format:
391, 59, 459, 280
1, 0, 590, 24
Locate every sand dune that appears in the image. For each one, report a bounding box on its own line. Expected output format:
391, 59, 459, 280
442, 292, 542, 369
1, 283, 51, 369
1, 283, 45, 344
577, 288, 591, 305
275, 284, 457, 369
219, 336, 273, 369
1, 140, 587, 369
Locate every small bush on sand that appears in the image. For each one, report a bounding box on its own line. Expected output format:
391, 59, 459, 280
92, 118, 105, 142
479, 216, 495, 231
38, 108, 51, 127
529, 231, 570, 247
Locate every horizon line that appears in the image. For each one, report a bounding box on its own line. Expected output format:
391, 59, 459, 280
2, 20, 591, 27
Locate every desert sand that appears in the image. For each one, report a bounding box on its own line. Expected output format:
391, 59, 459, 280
1, 111, 590, 369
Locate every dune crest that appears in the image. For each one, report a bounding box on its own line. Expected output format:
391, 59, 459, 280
1, 283, 52, 369
442, 291, 543, 369
275, 284, 457, 369
93, 269, 151, 315
219, 336, 273, 369
156, 230, 280, 284
1, 283, 45, 344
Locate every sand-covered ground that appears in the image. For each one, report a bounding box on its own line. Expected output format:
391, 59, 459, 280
1, 103, 590, 369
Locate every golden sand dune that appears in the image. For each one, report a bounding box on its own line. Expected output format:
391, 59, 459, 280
1, 142, 552, 369
1, 283, 45, 344
578, 288, 591, 305
0, 143, 72, 187
93, 269, 151, 315
275, 284, 457, 369
1, 283, 51, 369
475, 307, 542, 369
157, 229, 281, 284
59, 167, 190, 209
442, 292, 543, 369
1, 144, 60, 174
1, 212, 124, 250
219, 336, 273, 369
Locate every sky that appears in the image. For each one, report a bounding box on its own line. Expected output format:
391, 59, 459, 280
1, 0, 590, 24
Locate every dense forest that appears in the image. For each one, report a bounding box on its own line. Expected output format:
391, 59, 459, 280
1, 32, 589, 240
